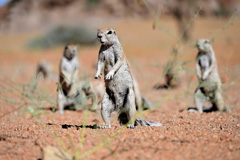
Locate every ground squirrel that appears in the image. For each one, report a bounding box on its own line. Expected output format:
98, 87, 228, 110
95, 28, 162, 128
193, 39, 229, 113
57, 44, 87, 114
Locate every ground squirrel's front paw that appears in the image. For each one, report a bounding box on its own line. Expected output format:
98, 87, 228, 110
105, 70, 114, 80
127, 124, 134, 129
95, 73, 101, 79
187, 108, 198, 113
202, 73, 208, 80
99, 125, 111, 129
223, 106, 231, 112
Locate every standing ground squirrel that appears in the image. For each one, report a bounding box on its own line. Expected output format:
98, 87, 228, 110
95, 28, 162, 128
193, 39, 229, 113
57, 44, 87, 114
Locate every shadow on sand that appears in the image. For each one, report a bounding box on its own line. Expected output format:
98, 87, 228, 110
47, 123, 99, 129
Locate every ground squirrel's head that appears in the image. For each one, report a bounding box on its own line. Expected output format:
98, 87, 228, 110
196, 39, 212, 53
63, 44, 78, 60
97, 28, 118, 45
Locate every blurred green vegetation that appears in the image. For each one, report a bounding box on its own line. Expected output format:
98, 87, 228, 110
26, 25, 97, 49
85, 0, 101, 9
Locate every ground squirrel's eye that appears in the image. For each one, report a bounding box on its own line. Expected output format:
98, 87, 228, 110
107, 31, 112, 35
204, 40, 209, 44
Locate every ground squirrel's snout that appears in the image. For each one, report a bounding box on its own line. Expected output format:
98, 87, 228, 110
70, 49, 77, 58
196, 38, 212, 52
97, 28, 118, 45
196, 44, 204, 52
64, 44, 77, 60
97, 34, 105, 44
196, 43, 200, 49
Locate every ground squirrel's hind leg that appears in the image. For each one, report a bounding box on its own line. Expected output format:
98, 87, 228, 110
100, 92, 114, 129
57, 91, 65, 114
212, 90, 225, 112
194, 88, 205, 113
125, 88, 136, 129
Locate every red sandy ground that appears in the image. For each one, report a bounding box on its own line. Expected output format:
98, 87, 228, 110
0, 18, 239, 160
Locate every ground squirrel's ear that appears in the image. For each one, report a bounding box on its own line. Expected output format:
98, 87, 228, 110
113, 31, 116, 35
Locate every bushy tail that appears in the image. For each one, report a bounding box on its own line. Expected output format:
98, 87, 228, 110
187, 104, 231, 113
135, 118, 162, 127
118, 113, 162, 127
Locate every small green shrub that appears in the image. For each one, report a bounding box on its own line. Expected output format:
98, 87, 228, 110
26, 25, 97, 49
